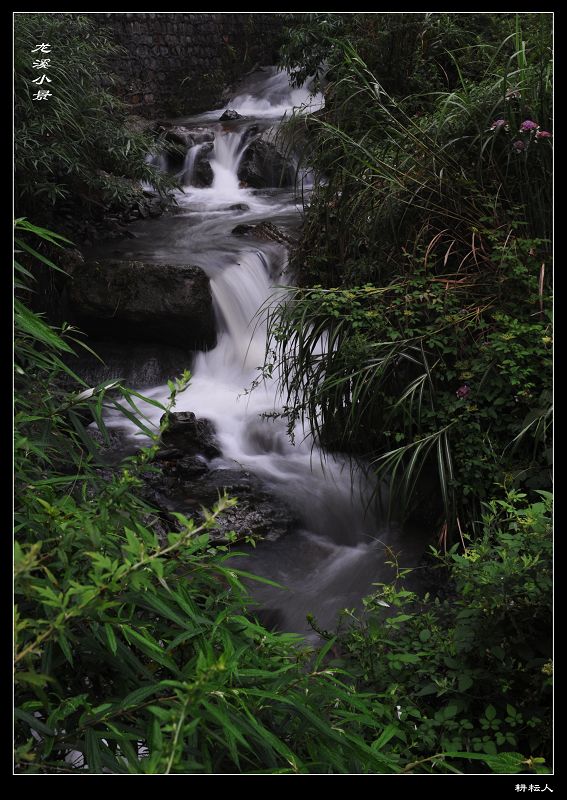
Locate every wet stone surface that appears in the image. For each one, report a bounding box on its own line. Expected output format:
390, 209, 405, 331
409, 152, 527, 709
150, 464, 299, 544
88, 421, 298, 546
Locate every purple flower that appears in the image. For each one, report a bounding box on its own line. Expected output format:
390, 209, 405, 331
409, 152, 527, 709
512, 140, 526, 152
490, 118, 508, 130
536, 129, 552, 139
519, 120, 539, 132
456, 384, 471, 400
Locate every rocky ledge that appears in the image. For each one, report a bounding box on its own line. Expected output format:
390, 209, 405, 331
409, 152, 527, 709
91, 412, 298, 546
68, 259, 216, 350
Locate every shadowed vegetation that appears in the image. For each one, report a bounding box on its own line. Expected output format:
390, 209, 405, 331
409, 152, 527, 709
269, 12, 552, 535
14, 13, 177, 226
14, 12, 552, 774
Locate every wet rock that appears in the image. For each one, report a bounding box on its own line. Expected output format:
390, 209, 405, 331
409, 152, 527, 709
175, 455, 210, 479
125, 114, 156, 135
231, 224, 255, 236
232, 224, 254, 236
87, 428, 140, 465
192, 143, 214, 188
156, 467, 298, 544
241, 124, 260, 146
120, 189, 170, 223
82, 430, 297, 546
154, 446, 185, 461
219, 109, 242, 121
159, 411, 221, 458
153, 449, 210, 480
253, 607, 285, 631
228, 203, 249, 212
238, 137, 295, 189
231, 221, 295, 245
147, 197, 165, 217
180, 127, 215, 145
164, 125, 195, 147
68, 260, 216, 349
56, 247, 84, 277
61, 340, 193, 390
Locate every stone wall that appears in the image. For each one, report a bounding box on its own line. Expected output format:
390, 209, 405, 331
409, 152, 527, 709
96, 12, 287, 117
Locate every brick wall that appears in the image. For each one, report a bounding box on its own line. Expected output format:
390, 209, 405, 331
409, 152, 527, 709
96, 12, 287, 117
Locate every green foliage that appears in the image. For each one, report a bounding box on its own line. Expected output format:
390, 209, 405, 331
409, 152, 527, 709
266, 231, 551, 528
11, 220, 432, 775
333, 489, 552, 772
270, 14, 552, 532
286, 17, 552, 278
14, 13, 176, 223
17, 219, 545, 774
281, 13, 549, 110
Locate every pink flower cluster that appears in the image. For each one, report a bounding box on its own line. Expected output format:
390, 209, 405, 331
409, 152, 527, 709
456, 384, 471, 400
490, 118, 552, 139
489, 118, 553, 154
518, 119, 553, 139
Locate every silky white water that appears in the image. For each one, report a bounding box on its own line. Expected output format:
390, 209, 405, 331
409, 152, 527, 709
100, 68, 422, 639
178, 142, 206, 186
193, 66, 324, 122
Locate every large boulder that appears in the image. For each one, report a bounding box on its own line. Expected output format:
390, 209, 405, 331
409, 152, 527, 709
159, 411, 221, 458
188, 128, 215, 145
86, 421, 298, 546
156, 121, 214, 146
158, 124, 215, 172
148, 462, 298, 544
61, 340, 195, 390
68, 260, 216, 349
238, 136, 295, 189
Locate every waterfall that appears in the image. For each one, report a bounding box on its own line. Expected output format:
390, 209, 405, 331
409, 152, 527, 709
210, 131, 247, 195
179, 142, 205, 186
227, 66, 324, 118
98, 67, 422, 639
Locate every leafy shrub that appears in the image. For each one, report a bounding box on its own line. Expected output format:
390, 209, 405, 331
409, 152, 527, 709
14, 13, 176, 224
269, 14, 552, 533
266, 232, 552, 529
281, 13, 549, 114
332, 489, 552, 773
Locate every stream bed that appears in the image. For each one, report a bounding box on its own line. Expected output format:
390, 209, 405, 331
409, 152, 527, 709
86, 67, 427, 641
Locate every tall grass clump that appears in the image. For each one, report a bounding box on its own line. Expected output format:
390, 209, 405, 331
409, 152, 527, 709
270, 13, 552, 535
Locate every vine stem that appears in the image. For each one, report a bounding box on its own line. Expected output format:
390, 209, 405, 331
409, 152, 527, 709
401, 753, 450, 773
164, 693, 192, 774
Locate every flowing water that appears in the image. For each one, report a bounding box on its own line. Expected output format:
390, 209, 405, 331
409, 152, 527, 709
90, 67, 426, 641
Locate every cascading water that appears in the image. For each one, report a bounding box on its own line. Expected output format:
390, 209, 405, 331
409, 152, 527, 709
210, 131, 249, 194
96, 68, 425, 640
178, 142, 206, 186
142, 151, 168, 191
